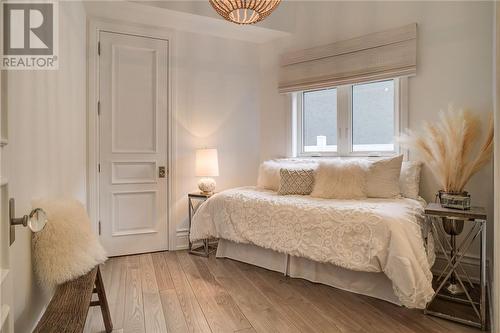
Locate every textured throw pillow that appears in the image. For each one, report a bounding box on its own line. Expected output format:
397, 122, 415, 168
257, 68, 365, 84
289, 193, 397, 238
278, 168, 315, 195
310, 160, 369, 199
257, 160, 282, 191
366, 155, 403, 198
257, 159, 317, 191
400, 161, 422, 199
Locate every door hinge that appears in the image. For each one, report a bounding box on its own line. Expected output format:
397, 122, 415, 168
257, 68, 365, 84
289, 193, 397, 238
98, 41, 101, 56
98, 221, 101, 235
98, 163, 100, 173
97, 101, 100, 116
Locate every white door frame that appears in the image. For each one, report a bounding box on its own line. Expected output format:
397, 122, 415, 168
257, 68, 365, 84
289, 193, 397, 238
87, 18, 177, 251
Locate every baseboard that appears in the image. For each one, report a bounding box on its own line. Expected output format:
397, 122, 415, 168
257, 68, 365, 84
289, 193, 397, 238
175, 228, 215, 251
432, 252, 486, 283
176, 228, 189, 250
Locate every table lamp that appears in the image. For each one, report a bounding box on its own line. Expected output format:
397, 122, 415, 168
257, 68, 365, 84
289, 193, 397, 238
195, 148, 219, 194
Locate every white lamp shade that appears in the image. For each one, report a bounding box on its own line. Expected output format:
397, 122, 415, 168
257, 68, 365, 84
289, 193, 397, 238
195, 148, 219, 177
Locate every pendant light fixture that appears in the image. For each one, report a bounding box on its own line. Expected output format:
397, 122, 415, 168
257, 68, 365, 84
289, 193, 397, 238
209, 0, 282, 25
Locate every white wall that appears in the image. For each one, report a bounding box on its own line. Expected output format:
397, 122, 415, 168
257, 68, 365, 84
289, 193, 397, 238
172, 30, 261, 245
5, 2, 87, 331
259, 1, 494, 260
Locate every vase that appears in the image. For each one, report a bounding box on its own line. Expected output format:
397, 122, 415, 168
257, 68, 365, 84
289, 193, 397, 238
437, 191, 468, 295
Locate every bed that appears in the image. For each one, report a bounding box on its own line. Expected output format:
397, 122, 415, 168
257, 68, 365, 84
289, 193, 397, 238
190, 186, 435, 309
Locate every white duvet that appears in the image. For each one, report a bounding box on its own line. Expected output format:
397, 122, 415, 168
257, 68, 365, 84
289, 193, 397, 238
190, 187, 435, 308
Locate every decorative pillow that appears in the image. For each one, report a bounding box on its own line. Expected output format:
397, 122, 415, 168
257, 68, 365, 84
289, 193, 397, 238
366, 155, 403, 198
257, 160, 281, 191
257, 159, 317, 191
400, 161, 422, 199
278, 168, 315, 195
310, 160, 369, 199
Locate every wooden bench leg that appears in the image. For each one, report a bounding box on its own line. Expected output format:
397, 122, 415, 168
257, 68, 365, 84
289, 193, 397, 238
95, 266, 113, 333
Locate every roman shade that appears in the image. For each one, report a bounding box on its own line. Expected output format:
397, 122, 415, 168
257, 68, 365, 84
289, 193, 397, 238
278, 23, 417, 93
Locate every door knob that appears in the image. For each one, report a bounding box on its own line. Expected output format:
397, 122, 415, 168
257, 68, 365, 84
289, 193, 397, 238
159, 166, 166, 178
9, 198, 48, 245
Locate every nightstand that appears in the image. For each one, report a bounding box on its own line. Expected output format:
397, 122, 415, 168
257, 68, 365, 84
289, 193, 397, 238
424, 203, 487, 330
188, 192, 218, 257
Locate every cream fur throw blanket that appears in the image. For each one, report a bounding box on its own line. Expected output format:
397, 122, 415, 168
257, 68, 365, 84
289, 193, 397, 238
32, 199, 107, 288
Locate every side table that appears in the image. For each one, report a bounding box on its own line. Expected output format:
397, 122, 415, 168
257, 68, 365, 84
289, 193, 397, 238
188, 192, 218, 257
424, 203, 487, 330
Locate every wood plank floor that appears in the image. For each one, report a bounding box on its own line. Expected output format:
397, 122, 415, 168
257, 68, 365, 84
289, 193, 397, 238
84, 251, 485, 333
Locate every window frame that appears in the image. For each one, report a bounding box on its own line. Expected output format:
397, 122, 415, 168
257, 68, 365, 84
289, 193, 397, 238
292, 77, 408, 158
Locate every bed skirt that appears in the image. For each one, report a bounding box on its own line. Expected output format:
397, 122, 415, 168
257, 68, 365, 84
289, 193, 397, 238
216, 239, 401, 306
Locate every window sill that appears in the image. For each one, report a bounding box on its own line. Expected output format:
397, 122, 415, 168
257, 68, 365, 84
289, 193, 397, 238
296, 152, 399, 158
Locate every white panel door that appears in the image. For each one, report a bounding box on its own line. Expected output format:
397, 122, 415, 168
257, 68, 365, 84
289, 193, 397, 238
99, 31, 168, 256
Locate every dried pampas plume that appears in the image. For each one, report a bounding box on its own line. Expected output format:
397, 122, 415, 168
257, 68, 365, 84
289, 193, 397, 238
399, 105, 493, 193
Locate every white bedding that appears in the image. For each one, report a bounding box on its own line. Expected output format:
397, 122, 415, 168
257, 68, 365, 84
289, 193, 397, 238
190, 186, 435, 308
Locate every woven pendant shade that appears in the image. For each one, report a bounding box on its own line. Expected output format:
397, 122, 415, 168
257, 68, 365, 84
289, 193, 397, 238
209, 0, 281, 25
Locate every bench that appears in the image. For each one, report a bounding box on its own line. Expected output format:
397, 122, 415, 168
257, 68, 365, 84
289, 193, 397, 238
33, 266, 113, 333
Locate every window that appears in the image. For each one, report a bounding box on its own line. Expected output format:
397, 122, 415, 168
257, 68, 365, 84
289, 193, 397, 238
294, 78, 405, 157
352, 80, 395, 152
303, 88, 337, 153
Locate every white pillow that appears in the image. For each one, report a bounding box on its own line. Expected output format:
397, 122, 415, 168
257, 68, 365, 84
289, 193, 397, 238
257, 159, 317, 191
310, 160, 368, 199
366, 155, 403, 198
400, 161, 422, 199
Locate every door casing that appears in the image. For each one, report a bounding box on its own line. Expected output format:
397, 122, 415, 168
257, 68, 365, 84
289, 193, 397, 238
87, 18, 176, 251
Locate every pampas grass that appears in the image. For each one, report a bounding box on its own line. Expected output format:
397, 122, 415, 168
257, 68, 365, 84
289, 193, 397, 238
399, 106, 493, 193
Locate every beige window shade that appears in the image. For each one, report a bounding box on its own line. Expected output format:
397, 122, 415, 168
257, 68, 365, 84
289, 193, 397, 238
278, 23, 417, 93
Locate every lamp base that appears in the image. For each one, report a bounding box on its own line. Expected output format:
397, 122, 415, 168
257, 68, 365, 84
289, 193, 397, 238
198, 178, 216, 195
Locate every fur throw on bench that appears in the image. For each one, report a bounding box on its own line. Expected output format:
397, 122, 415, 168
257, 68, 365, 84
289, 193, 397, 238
32, 199, 107, 289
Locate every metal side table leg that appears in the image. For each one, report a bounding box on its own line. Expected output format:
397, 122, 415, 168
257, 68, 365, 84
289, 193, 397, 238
480, 220, 486, 330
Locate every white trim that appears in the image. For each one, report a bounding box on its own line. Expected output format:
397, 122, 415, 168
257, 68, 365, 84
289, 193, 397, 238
176, 228, 190, 250
86, 18, 177, 251
295, 91, 309, 156
337, 85, 349, 156
285, 94, 296, 158
398, 77, 410, 160
294, 77, 408, 158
